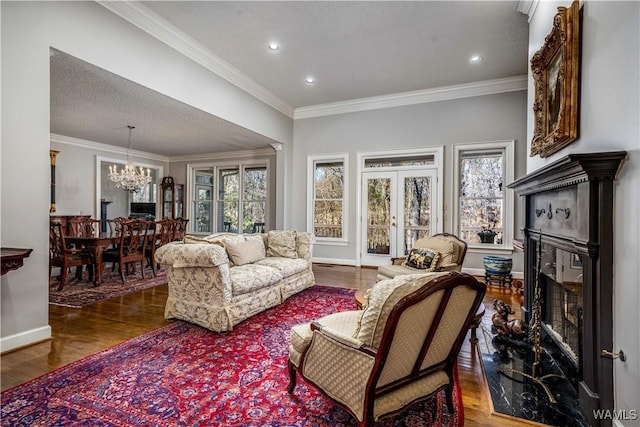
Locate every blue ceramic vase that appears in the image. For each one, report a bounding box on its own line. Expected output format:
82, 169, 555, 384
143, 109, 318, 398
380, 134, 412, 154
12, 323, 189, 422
483, 256, 513, 275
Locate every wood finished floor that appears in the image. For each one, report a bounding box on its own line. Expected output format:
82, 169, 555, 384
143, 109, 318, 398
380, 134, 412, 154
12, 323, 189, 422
1, 264, 537, 426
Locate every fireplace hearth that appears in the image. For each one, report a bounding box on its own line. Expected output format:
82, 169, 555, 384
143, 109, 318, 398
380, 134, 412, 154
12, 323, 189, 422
508, 151, 626, 427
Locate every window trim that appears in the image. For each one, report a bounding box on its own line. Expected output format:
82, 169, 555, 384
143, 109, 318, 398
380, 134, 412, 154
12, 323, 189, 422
452, 140, 515, 251
307, 153, 349, 246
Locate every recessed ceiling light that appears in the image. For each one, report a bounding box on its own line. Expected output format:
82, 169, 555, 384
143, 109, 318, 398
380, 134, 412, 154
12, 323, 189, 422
268, 42, 279, 51
469, 55, 482, 64
305, 77, 316, 84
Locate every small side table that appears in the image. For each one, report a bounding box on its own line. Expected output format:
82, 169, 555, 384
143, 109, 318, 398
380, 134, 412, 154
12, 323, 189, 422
469, 303, 486, 344
354, 289, 368, 310
1, 248, 33, 276
485, 272, 513, 288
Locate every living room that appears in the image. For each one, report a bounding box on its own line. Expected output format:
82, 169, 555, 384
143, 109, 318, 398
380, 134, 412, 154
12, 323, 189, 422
1, 1, 639, 426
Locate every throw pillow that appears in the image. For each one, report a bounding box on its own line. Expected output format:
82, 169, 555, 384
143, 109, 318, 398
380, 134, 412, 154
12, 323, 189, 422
224, 238, 266, 266
266, 230, 298, 258
402, 248, 440, 271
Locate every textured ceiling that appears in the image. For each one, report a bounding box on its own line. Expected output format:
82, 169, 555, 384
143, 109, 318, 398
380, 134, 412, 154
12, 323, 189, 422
50, 49, 279, 157
50, 1, 529, 157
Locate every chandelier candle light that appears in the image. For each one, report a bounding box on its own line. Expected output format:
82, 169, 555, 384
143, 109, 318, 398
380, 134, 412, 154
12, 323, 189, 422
108, 126, 152, 193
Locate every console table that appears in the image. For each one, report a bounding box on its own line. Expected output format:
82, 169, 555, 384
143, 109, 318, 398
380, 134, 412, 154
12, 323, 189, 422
1, 248, 33, 275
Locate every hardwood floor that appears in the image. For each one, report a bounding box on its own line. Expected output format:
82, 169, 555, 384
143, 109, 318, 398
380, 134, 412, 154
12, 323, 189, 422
1, 264, 536, 426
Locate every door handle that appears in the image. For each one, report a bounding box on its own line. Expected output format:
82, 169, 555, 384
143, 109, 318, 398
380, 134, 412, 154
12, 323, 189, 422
601, 349, 626, 362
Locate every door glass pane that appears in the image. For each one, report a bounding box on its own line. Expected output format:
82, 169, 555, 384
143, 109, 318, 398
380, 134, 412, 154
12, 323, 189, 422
218, 169, 239, 232
366, 178, 391, 255
195, 186, 212, 233
243, 167, 267, 233
403, 176, 431, 254
364, 155, 435, 168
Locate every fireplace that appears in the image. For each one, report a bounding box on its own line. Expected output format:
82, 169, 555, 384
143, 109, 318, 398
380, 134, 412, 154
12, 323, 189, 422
509, 151, 626, 427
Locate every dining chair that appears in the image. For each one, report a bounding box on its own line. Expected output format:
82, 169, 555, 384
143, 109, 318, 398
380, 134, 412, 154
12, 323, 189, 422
49, 222, 95, 291
173, 217, 189, 241
145, 219, 177, 276
102, 220, 151, 284
68, 217, 100, 238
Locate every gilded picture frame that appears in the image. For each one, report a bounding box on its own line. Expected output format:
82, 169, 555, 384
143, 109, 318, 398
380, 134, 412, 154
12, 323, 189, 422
530, 1, 580, 158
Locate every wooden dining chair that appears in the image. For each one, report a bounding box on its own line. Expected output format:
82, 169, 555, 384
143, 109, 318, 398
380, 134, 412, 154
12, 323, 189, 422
103, 220, 151, 284
68, 217, 100, 238
173, 217, 189, 241
145, 219, 177, 276
49, 222, 95, 291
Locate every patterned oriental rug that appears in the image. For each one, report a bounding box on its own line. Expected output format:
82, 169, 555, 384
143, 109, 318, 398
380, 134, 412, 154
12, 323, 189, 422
49, 270, 168, 308
3, 286, 463, 426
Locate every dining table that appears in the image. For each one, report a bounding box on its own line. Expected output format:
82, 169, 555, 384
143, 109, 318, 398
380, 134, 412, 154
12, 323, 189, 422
64, 234, 120, 286
65, 229, 158, 286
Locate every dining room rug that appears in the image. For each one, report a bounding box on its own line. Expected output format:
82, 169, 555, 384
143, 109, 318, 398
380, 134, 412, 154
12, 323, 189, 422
4, 285, 463, 426
49, 269, 167, 308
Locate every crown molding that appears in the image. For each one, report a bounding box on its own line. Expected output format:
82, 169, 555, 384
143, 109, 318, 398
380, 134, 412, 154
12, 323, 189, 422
97, 1, 295, 118
517, 0, 540, 22
293, 75, 528, 120
168, 147, 275, 163
50, 133, 169, 162
52, 133, 275, 163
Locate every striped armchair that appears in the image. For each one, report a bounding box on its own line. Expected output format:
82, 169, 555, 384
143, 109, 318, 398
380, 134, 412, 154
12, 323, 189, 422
287, 271, 486, 426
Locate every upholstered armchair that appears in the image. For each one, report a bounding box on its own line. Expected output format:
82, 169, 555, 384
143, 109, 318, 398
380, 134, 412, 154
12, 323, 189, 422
377, 233, 468, 281
287, 271, 486, 426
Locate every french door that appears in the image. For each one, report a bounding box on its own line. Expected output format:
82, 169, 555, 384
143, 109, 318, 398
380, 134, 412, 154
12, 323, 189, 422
361, 170, 437, 266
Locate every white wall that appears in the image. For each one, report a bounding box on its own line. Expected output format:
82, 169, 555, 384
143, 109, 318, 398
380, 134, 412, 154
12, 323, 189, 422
526, 1, 640, 422
50, 138, 168, 219
292, 90, 528, 273
0, 1, 291, 351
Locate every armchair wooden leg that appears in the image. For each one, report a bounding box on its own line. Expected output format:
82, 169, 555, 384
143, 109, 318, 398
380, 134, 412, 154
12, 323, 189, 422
287, 360, 297, 394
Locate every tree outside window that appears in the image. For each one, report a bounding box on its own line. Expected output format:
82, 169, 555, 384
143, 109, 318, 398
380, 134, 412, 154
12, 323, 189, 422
454, 141, 514, 248
459, 152, 504, 244
313, 161, 344, 238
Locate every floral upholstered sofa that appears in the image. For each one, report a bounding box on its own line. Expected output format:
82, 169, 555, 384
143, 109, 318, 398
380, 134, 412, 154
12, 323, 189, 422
154, 230, 315, 332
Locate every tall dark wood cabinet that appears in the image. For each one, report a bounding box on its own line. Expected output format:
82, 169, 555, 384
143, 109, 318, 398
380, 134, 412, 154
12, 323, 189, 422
160, 177, 183, 219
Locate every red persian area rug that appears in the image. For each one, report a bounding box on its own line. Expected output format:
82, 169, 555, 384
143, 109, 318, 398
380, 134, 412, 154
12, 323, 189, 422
2, 286, 463, 426
49, 269, 167, 308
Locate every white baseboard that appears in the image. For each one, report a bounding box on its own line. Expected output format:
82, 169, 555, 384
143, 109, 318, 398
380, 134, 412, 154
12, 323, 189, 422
463, 267, 523, 280
312, 257, 357, 266
0, 325, 52, 353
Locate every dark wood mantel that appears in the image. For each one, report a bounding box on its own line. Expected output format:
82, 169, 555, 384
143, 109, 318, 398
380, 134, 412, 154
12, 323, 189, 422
1, 248, 33, 276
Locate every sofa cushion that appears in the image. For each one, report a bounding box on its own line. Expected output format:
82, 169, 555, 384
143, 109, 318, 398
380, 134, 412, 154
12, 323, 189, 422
254, 257, 308, 277
377, 264, 426, 279
266, 230, 298, 258
289, 310, 362, 367
355, 273, 445, 347
182, 235, 225, 248
229, 264, 283, 297
225, 238, 266, 266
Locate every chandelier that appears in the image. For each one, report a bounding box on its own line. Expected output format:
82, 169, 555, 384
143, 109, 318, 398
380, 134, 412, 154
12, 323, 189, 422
108, 125, 152, 193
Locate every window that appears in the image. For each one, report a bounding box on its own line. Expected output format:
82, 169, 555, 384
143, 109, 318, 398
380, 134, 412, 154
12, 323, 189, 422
188, 161, 269, 235
453, 141, 514, 248
307, 154, 348, 243
194, 172, 213, 233
217, 165, 268, 233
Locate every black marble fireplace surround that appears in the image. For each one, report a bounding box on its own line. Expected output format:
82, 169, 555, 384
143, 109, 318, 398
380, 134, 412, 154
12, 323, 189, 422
507, 152, 626, 427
